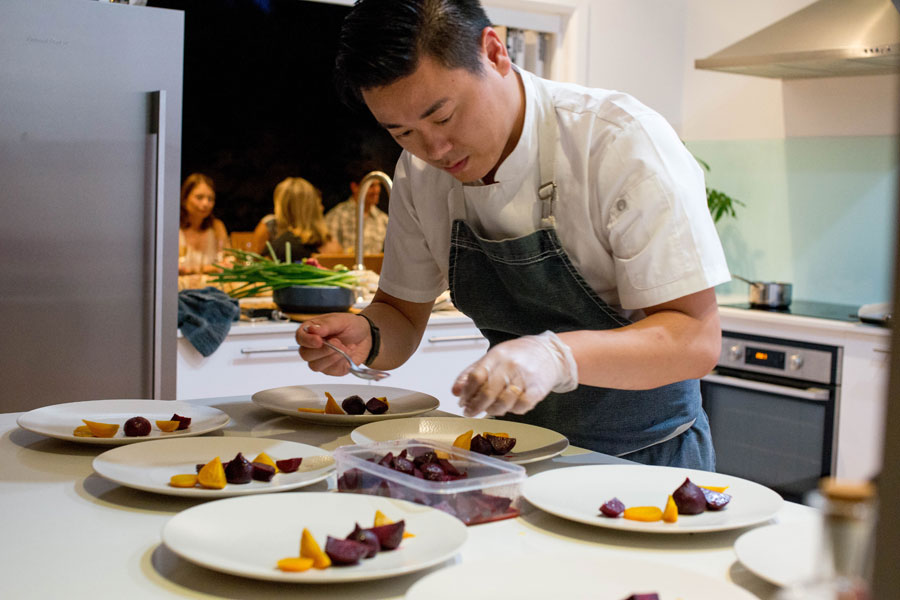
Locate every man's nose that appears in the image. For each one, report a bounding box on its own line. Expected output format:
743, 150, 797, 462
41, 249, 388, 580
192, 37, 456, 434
422, 131, 451, 162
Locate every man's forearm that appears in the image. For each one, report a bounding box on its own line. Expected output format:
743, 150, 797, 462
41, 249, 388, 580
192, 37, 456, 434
559, 290, 721, 390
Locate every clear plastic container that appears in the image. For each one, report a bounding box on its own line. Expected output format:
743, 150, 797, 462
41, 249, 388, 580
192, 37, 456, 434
333, 439, 526, 526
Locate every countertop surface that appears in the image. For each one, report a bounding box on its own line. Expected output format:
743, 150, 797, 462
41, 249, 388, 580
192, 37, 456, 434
3, 395, 818, 599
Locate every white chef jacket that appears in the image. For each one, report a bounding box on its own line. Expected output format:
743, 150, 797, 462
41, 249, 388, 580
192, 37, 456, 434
378, 69, 729, 316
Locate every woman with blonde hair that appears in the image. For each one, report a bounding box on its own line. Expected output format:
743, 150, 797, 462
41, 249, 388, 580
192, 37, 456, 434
252, 177, 342, 261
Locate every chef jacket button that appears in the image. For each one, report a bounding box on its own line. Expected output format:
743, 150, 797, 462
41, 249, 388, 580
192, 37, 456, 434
616, 199, 627, 211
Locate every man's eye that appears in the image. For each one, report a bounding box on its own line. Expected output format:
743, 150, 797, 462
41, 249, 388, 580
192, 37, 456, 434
436, 115, 452, 125
394, 130, 411, 139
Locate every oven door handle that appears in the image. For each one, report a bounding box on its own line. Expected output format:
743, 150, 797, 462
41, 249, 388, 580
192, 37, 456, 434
702, 372, 830, 402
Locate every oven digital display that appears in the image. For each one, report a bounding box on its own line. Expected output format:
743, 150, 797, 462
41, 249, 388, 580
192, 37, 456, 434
745, 346, 785, 369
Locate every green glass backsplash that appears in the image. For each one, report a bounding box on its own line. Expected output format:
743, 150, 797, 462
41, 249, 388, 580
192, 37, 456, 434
686, 137, 899, 307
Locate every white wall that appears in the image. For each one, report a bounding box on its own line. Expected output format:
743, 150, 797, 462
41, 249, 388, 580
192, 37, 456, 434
585, 0, 687, 131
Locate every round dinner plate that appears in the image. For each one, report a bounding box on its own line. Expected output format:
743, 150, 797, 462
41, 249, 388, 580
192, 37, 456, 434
92, 436, 334, 498
350, 417, 568, 465
16, 399, 230, 445
734, 520, 825, 587
162, 492, 468, 583
405, 552, 759, 600
251, 384, 440, 425
523, 464, 783, 534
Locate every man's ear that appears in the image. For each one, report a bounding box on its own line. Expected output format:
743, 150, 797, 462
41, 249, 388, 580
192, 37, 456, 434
350, 181, 360, 195
482, 27, 512, 76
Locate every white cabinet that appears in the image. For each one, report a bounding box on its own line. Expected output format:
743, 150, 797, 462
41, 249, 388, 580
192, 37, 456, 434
718, 307, 891, 481
176, 312, 488, 416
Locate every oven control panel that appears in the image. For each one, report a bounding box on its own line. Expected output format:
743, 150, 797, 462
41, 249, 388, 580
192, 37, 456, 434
718, 334, 840, 385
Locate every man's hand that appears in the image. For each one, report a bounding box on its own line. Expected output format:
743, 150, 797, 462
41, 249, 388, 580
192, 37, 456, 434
452, 331, 578, 417
295, 313, 371, 377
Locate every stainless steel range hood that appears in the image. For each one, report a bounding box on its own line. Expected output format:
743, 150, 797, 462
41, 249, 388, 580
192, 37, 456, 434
695, 0, 900, 79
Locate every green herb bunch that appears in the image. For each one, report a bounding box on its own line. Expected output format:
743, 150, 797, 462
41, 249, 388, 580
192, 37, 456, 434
692, 154, 746, 223
209, 243, 358, 299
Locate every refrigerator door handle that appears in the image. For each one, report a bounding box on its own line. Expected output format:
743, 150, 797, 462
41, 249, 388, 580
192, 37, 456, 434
152, 90, 167, 399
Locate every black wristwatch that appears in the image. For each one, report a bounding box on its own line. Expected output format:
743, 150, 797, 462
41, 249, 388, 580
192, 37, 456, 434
358, 313, 381, 366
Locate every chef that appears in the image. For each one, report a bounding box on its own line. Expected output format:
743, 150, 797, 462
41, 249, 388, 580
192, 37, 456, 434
297, 0, 730, 470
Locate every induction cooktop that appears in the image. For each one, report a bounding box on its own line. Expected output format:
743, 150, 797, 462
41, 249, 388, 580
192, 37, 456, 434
721, 300, 862, 324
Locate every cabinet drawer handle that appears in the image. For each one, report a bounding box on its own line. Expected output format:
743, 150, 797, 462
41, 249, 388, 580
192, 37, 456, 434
240, 346, 300, 355
427, 335, 486, 343
701, 372, 830, 402
873, 348, 890, 354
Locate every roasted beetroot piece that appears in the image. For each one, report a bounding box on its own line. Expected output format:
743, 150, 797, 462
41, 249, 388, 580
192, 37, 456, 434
378, 452, 395, 469
170, 413, 192, 430
195, 463, 206, 473
275, 457, 303, 473
701, 487, 732, 511
123, 416, 151, 437
324, 536, 370, 565
437, 458, 462, 478
250, 462, 276, 482
469, 434, 494, 455
413, 450, 438, 469
368, 520, 405, 550
672, 477, 707, 515
600, 497, 626, 518
345, 524, 380, 558
365, 397, 389, 414
397, 449, 409, 460
622, 595, 660, 600
485, 434, 517, 455
392, 456, 415, 475
224, 452, 253, 484
341, 395, 366, 415
420, 462, 446, 481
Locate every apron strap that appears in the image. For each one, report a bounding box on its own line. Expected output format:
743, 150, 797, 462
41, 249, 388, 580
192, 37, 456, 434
533, 79, 559, 229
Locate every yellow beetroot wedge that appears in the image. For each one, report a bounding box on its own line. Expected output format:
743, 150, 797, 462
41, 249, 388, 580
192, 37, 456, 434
324, 392, 345, 415
82, 419, 119, 438
300, 528, 331, 569
452, 430, 474, 450
73, 425, 94, 437
662, 495, 678, 523
155, 420, 180, 432
700, 485, 729, 493
197, 457, 227, 489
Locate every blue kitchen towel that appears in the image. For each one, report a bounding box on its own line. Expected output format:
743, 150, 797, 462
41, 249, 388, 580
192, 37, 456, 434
178, 287, 240, 357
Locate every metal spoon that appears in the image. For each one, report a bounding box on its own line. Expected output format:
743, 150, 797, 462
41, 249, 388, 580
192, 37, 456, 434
322, 340, 390, 381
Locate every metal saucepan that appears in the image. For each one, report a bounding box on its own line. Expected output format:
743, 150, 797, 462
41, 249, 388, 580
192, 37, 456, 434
733, 275, 793, 308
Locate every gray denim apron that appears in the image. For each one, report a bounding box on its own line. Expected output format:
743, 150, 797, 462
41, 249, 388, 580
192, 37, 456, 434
447, 78, 715, 470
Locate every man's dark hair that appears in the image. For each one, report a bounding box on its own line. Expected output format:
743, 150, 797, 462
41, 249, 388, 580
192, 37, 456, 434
334, 0, 491, 108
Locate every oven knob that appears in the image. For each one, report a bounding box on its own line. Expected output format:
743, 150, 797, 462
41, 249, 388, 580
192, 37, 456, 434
789, 354, 804, 370
728, 345, 743, 361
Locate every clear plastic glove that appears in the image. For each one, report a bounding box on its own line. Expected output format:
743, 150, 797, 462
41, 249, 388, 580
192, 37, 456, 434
295, 312, 371, 377
452, 330, 578, 417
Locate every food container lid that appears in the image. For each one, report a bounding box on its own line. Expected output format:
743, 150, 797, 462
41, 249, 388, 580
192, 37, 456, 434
334, 439, 526, 495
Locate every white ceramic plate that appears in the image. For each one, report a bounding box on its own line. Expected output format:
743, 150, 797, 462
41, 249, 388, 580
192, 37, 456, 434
350, 417, 568, 465
406, 552, 759, 600
252, 384, 440, 425
523, 464, 783, 534
734, 520, 825, 587
16, 399, 230, 445
92, 437, 334, 498
162, 492, 467, 582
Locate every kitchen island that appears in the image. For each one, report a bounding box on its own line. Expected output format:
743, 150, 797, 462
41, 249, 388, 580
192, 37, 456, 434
2, 394, 816, 599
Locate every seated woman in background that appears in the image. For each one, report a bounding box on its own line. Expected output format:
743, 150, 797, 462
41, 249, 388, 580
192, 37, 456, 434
252, 177, 342, 262
179, 173, 229, 274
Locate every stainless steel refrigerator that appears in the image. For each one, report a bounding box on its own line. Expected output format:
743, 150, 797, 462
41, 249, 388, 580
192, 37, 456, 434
0, 0, 183, 412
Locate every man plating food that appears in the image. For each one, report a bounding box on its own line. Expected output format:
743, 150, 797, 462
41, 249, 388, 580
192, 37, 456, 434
297, 0, 729, 470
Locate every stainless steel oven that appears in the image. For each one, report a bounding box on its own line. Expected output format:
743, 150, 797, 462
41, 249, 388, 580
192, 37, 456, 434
700, 331, 842, 502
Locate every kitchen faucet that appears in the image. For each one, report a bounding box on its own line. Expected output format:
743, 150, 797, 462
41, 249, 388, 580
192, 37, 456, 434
354, 170, 392, 271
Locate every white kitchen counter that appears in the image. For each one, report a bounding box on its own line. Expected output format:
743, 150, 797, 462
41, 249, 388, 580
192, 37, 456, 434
2, 394, 818, 599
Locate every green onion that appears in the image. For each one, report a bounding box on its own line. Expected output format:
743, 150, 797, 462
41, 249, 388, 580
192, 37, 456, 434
208, 245, 359, 299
